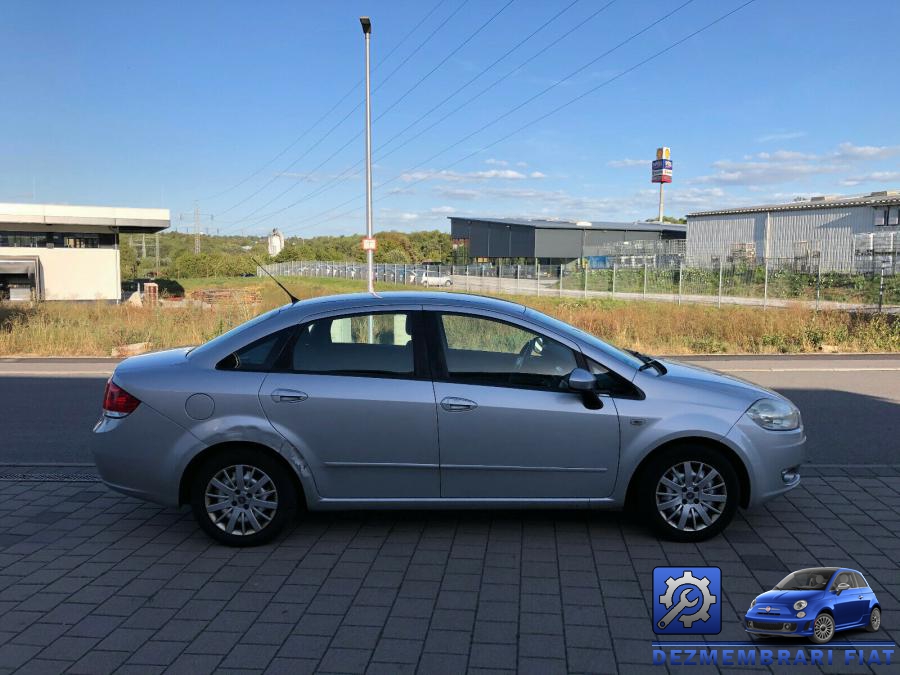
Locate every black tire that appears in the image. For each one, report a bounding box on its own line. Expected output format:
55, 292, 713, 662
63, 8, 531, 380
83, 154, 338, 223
190, 447, 298, 547
638, 443, 740, 542
866, 607, 881, 633
809, 612, 835, 644
444, 280, 452, 286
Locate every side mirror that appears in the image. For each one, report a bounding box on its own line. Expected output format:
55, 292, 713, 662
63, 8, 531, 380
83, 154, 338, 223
567, 368, 596, 392
835, 582, 850, 594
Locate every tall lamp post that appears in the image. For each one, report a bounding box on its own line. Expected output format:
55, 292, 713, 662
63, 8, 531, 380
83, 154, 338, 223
360, 16, 374, 294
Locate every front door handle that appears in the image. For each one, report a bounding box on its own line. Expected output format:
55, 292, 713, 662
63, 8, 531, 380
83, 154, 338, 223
441, 396, 477, 412
271, 389, 308, 403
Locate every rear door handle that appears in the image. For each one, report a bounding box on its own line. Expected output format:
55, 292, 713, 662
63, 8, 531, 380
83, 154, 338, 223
441, 397, 477, 412
271, 389, 308, 403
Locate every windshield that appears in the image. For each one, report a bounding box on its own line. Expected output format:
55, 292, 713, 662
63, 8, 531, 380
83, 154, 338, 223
774, 568, 837, 591
523, 308, 644, 370
187, 306, 285, 358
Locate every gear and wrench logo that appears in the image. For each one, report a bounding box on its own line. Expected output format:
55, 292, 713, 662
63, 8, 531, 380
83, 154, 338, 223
652, 567, 722, 634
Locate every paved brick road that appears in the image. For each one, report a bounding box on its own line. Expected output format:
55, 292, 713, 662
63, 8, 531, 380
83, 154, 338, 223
0, 467, 898, 674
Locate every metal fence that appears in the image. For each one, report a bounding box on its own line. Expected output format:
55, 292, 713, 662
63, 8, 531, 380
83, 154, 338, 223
260, 256, 899, 312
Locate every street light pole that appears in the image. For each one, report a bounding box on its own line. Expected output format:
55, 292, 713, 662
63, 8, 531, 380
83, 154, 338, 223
361, 16, 374, 294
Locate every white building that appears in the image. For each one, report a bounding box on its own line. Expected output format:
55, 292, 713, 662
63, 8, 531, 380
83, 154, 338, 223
0, 203, 169, 301
267, 228, 285, 257
687, 190, 900, 272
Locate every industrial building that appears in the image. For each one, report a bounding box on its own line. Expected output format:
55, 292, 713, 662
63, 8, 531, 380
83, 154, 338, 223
448, 217, 686, 265
0, 203, 169, 301
686, 191, 900, 271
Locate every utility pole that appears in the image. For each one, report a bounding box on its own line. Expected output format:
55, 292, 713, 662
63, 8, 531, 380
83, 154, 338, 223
155, 232, 160, 277
361, 16, 374, 294
178, 203, 214, 255
141, 233, 147, 259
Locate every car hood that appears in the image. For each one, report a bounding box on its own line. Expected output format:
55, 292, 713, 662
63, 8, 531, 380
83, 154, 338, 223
754, 589, 823, 605
655, 358, 788, 406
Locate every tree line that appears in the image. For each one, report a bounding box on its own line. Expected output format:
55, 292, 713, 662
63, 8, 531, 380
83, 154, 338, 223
121, 230, 453, 280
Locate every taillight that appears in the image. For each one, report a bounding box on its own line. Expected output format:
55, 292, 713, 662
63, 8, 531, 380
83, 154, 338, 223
103, 380, 141, 418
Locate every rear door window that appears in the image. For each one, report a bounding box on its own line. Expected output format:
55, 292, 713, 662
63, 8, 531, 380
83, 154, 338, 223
289, 312, 416, 377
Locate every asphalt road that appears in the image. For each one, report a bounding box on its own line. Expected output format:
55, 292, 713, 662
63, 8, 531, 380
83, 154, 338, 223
0, 354, 897, 466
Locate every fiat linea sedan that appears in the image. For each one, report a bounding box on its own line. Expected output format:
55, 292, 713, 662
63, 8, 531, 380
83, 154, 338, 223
745, 567, 881, 643
92, 292, 805, 546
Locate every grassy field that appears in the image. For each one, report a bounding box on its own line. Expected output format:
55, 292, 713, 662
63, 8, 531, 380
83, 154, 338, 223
0, 276, 898, 356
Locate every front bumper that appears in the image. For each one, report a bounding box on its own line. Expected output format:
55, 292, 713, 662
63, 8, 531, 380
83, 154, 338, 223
744, 615, 812, 636
92, 403, 200, 506
726, 417, 806, 508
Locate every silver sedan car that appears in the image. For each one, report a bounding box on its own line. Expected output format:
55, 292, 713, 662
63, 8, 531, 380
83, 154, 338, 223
92, 292, 806, 546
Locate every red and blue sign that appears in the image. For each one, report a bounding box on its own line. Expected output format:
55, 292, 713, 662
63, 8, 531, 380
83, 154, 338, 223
652, 158, 673, 183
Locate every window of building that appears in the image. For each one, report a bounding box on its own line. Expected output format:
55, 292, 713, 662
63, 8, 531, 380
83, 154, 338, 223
289, 313, 415, 377
438, 313, 577, 390
0, 231, 116, 248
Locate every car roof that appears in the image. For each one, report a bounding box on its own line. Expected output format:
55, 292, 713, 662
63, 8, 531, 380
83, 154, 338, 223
281, 291, 527, 316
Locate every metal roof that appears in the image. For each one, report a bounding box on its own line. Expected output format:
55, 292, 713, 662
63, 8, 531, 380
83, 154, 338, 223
449, 216, 686, 233
0, 202, 170, 233
687, 191, 900, 218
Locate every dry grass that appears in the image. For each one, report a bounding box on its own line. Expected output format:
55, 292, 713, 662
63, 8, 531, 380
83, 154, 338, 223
0, 276, 897, 356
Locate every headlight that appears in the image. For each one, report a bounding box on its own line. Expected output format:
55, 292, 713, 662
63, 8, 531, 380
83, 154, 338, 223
746, 398, 800, 431
750, 598, 757, 608
793, 600, 807, 611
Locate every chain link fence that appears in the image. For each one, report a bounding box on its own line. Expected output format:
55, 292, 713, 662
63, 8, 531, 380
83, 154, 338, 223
260, 254, 899, 312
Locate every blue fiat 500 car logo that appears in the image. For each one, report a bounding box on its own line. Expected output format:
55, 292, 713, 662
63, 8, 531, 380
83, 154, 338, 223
745, 567, 882, 644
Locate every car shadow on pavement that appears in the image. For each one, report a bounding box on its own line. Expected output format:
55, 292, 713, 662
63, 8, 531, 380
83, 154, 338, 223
776, 387, 900, 465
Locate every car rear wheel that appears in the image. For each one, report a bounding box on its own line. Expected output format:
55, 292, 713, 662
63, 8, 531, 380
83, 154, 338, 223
190, 448, 297, 547
639, 444, 740, 542
810, 612, 835, 644
866, 607, 881, 632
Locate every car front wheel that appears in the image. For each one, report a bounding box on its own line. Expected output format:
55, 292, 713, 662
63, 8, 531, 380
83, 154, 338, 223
810, 612, 835, 644
190, 448, 297, 547
866, 607, 881, 632
639, 444, 740, 542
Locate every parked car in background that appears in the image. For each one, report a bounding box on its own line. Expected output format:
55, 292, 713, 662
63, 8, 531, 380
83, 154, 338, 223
745, 567, 881, 643
92, 292, 805, 546
418, 270, 452, 286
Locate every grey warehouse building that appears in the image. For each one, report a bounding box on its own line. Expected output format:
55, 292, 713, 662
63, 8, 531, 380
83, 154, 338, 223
448, 217, 686, 265
686, 190, 900, 272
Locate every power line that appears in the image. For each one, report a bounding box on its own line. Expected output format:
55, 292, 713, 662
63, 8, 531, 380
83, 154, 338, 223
220, 0, 592, 232
205, 0, 449, 213
218, 0, 519, 232
283, 0, 759, 236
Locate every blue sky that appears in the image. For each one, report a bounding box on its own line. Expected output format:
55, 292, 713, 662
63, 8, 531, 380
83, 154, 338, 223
2, 0, 899, 237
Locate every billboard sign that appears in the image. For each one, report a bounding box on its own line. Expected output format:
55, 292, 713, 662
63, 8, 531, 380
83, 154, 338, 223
652, 147, 673, 183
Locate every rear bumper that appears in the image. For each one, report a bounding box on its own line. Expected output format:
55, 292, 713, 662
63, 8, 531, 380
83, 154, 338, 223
92, 404, 200, 506
726, 418, 806, 508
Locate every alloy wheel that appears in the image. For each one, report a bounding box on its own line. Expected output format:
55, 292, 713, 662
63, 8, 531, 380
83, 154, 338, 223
814, 614, 835, 642
871, 608, 881, 630
204, 464, 278, 536
655, 461, 728, 532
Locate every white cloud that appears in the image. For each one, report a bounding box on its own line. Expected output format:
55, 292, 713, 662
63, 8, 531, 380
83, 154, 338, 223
485, 158, 508, 166
400, 168, 530, 182
398, 212, 419, 221
755, 131, 807, 143
840, 171, 900, 186
429, 205, 456, 214
607, 158, 648, 168
692, 142, 900, 187
529, 171, 547, 179
833, 142, 900, 161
